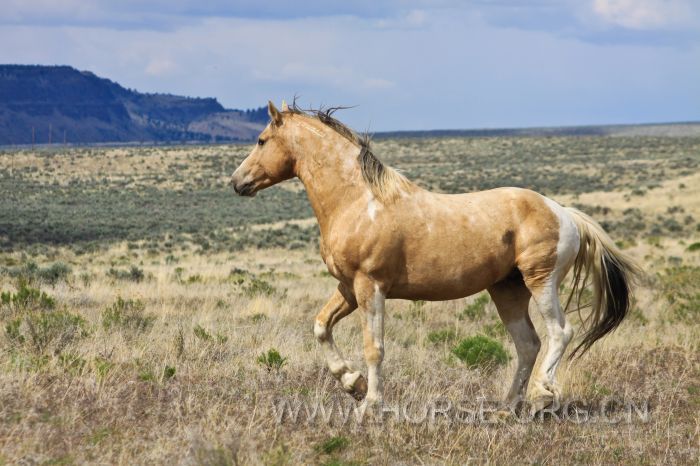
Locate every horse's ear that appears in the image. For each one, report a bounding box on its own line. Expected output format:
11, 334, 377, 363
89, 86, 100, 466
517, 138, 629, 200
268, 100, 283, 127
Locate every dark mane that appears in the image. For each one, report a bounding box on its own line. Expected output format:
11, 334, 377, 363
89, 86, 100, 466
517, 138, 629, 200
285, 100, 413, 202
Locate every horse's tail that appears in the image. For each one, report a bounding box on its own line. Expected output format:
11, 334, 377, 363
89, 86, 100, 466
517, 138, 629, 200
564, 207, 642, 359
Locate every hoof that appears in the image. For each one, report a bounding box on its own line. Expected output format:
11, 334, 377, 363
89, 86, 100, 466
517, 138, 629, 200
529, 385, 560, 416
529, 396, 553, 416
350, 375, 368, 401
503, 397, 525, 413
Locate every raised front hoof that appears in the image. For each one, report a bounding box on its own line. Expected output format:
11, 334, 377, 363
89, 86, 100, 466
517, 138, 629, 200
529, 396, 553, 416
349, 375, 368, 401
529, 387, 560, 417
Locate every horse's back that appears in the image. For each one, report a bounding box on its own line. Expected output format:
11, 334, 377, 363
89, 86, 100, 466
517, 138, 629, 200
373, 187, 561, 299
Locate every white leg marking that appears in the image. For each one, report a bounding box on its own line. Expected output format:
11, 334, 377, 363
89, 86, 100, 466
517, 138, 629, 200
531, 197, 580, 405
315, 319, 352, 379
364, 284, 385, 403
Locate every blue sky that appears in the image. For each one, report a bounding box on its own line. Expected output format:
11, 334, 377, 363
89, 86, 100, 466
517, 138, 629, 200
1, 1, 699, 131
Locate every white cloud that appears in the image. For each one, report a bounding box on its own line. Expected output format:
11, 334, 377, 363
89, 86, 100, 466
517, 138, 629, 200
592, 0, 694, 30
362, 78, 395, 90
0, 7, 698, 130
145, 57, 177, 76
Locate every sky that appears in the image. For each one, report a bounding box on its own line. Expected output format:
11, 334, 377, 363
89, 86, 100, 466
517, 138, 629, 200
1, 0, 699, 131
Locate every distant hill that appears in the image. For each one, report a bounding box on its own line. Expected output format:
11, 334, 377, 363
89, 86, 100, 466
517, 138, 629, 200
0, 65, 268, 145
375, 121, 700, 139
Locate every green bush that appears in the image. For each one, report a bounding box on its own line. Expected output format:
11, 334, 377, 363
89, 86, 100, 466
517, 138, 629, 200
459, 293, 489, 321
1, 280, 56, 316
687, 242, 700, 252
193, 324, 212, 341
193, 324, 228, 344
59, 352, 87, 375
6, 309, 88, 355
162, 365, 176, 381
94, 356, 114, 379
102, 297, 155, 334
242, 277, 276, 298
36, 262, 72, 285
317, 436, 349, 455
427, 329, 457, 344
483, 321, 507, 339
451, 335, 509, 370
257, 348, 287, 372
0, 261, 71, 285
658, 266, 700, 322
107, 266, 145, 282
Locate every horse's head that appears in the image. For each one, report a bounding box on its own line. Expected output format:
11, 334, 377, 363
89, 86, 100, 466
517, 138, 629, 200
231, 101, 295, 197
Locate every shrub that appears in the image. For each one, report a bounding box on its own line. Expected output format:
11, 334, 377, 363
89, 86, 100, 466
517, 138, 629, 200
687, 242, 700, 252
257, 348, 287, 372
483, 321, 507, 339
427, 329, 457, 344
1, 280, 56, 316
36, 262, 72, 285
451, 335, 509, 370
162, 365, 176, 381
59, 352, 87, 375
94, 356, 114, 379
107, 266, 145, 282
317, 436, 349, 455
193, 324, 227, 344
102, 297, 155, 334
174, 328, 185, 359
6, 309, 88, 355
193, 324, 212, 341
242, 277, 276, 298
1, 261, 71, 285
460, 293, 489, 320
658, 266, 700, 322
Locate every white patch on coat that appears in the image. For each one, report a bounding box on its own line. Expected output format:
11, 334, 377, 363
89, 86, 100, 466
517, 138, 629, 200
542, 196, 580, 282
366, 192, 382, 221
367, 199, 377, 221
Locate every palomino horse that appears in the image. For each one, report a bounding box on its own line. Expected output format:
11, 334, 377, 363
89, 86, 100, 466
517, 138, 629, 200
231, 101, 640, 412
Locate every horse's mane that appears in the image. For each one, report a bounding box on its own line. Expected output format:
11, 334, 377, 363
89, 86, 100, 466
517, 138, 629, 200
285, 100, 414, 203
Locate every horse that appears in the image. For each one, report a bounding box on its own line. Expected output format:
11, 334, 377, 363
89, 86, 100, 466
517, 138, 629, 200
230, 101, 640, 412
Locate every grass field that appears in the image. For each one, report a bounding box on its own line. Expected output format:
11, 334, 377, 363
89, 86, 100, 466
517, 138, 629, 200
0, 135, 698, 464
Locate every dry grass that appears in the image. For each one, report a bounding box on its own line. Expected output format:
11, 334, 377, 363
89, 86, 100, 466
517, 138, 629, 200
0, 138, 698, 465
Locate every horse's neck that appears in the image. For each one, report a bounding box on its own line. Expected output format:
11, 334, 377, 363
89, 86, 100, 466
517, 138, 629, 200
294, 140, 365, 235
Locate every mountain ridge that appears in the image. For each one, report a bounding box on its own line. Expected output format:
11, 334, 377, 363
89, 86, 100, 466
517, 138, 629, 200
0, 65, 267, 145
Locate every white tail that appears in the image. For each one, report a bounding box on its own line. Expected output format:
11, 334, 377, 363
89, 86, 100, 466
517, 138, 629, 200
564, 207, 643, 358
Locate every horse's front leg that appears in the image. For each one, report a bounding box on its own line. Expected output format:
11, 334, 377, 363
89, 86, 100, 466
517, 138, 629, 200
314, 284, 368, 400
354, 275, 386, 406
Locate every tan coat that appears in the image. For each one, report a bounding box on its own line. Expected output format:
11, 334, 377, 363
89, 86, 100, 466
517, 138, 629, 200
231, 102, 639, 412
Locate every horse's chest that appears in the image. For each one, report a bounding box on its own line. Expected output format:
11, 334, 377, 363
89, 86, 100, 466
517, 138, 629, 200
320, 239, 356, 283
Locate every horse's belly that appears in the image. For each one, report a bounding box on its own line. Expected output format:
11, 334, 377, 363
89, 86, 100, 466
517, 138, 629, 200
387, 253, 512, 301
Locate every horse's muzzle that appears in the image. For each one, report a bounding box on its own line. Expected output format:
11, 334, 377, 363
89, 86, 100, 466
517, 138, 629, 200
231, 176, 256, 197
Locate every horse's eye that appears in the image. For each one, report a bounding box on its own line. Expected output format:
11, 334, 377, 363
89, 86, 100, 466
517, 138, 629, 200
257, 138, 266, 146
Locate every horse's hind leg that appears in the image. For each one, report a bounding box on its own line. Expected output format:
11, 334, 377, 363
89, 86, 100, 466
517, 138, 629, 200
488, 279, 540, 409
314, 284, 367, 400
525, 278, 574, 413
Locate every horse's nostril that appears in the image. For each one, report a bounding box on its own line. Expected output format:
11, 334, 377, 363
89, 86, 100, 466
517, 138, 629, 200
232, 180, 254, 196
